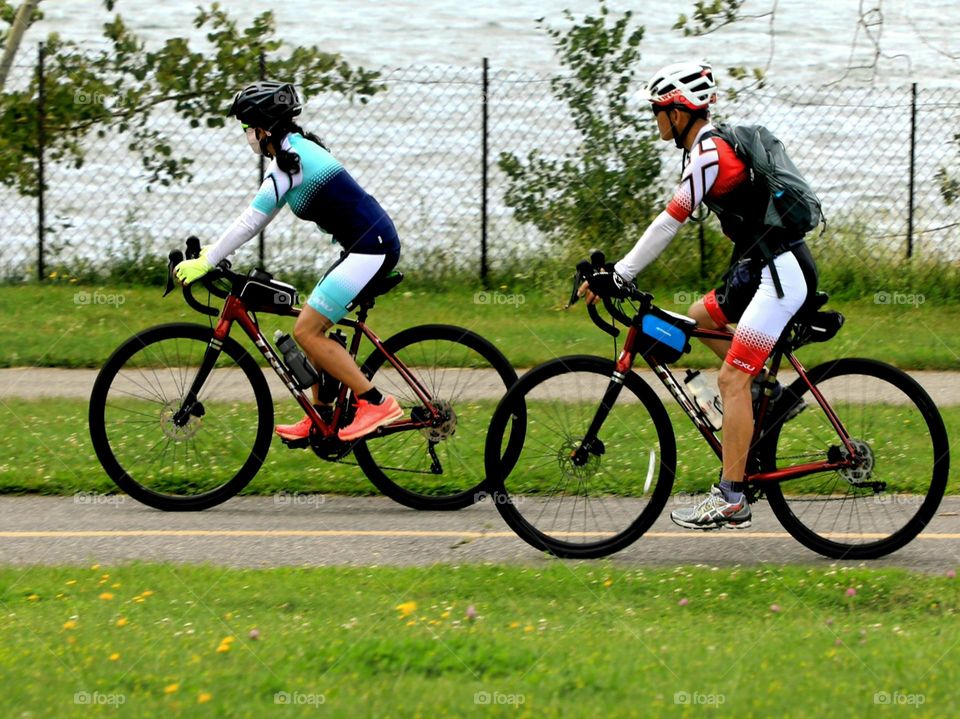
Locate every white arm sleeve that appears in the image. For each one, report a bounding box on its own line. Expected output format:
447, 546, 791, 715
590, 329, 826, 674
204, 204, 279, 266
613, 211, 685, 281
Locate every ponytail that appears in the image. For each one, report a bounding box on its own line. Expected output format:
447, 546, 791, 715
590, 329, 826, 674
287, 121, 328, 151
270, 121, 328, 175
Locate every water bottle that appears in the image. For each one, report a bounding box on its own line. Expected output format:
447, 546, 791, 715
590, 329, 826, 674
274, 331, 319, 389
316, 330, 348, 404
684, 369, 724, 431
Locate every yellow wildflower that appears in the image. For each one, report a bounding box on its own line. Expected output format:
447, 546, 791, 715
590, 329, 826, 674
62, 620, 78, 630
164, 683, 179, 694
116, 617, 128, 628
198, 692, 213, 704
396, 601, 417, 617
99, 592, 114, 601
109, 652, 120, 661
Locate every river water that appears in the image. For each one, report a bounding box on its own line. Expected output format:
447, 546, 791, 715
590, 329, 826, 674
4, 1, 960, 278
22, 1, 960, 83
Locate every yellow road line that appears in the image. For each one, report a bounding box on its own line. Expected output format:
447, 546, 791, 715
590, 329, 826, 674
0, 530, 958, 540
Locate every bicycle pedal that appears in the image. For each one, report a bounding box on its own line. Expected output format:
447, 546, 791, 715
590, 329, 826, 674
280, 436, 310, 450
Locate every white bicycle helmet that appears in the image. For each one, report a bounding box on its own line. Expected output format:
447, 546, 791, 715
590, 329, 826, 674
647, 61, 717, 111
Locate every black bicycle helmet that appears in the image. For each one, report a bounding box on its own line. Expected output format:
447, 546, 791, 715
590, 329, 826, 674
227, 80, 302, 131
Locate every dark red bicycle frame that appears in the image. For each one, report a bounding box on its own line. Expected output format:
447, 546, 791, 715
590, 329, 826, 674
208, 294, 438, 440
612, 321, 860, 484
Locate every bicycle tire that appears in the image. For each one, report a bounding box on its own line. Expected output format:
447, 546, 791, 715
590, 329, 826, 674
484, 355, 677, 558
89, 323, 274, 511
354, 324, 522, 511
762, 358, 949, 559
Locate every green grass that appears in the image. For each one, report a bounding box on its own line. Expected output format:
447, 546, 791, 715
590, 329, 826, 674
1, 563, 958, 717
2, 282, 960, 370
4, 398, 957, 498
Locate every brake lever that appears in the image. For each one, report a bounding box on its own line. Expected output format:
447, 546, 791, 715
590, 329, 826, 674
185, 235, 201, 260
566, 260, 594, 308
163, 249, 184, 297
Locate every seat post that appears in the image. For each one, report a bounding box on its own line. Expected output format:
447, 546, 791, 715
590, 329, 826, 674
354, 303, 371, 324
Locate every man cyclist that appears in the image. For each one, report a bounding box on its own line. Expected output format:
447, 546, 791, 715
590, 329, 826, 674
581, 60, 818, 529
175, 81, 404, 442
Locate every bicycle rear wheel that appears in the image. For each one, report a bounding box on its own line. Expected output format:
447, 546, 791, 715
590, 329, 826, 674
484, 355, 676, 558
353, 324, 522, 510
762, 358, 949, 559
89, 323, 273, 511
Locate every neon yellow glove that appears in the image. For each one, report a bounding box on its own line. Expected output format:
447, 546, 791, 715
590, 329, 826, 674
174, 255, 214, 285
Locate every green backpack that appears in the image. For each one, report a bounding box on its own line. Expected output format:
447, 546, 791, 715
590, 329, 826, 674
712, 123, 824, 297
713, 122, 824, 236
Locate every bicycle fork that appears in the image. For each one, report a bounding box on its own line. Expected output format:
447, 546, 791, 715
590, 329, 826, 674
570, 369, 627, 467
170, 336, 223, 428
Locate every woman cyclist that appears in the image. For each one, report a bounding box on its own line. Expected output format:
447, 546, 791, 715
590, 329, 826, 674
175, 80, 403, 442
581, 61, 818, 530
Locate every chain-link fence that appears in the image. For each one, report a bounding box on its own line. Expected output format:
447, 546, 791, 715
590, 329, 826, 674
3, 48, 960, 285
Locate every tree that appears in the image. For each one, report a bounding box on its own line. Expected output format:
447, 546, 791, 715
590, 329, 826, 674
675, 1, 960, 208
498, 1, 662, 264
0, 0, 42, 91
0, 3, 384, 197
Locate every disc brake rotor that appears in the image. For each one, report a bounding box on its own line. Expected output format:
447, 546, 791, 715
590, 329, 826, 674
159, 400, 202, 441
557, 438, 600, 482
839, 438, 875, 484
419, 400, 457, 442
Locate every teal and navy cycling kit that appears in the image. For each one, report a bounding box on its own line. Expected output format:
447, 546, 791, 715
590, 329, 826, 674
205, 132, 400, 322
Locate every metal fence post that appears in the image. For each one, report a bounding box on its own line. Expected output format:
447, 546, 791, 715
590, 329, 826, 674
257, 50, 267, 267
907, 82, 917, 260
481, 57, 489, 287
37, 41, 46, 282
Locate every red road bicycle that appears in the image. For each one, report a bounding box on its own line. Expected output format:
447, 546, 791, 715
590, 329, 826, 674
484, 253, 949, 559
89, 238, 522, 512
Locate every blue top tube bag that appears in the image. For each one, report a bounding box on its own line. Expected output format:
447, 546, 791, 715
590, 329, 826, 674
635, 307, 695, 363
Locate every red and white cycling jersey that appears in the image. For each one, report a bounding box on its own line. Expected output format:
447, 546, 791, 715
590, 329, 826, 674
614, 123, 813, 377
664, 129, 749, 224
614, 124, 749, 282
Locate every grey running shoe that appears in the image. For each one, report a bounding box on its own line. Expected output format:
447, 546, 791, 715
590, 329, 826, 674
670, 485, 752, 530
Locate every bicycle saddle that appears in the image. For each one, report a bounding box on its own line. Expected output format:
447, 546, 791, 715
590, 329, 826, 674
349, 271, 404, 310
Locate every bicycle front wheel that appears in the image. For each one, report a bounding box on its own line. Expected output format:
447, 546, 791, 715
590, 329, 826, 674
353, 324, 522, 511
89, 323, 274, 511
484, 355, 677, 559
762, 358, 949, 559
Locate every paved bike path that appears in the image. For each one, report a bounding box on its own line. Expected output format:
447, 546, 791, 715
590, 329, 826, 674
1, 496, 958, 573
5, 368, 960, 404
